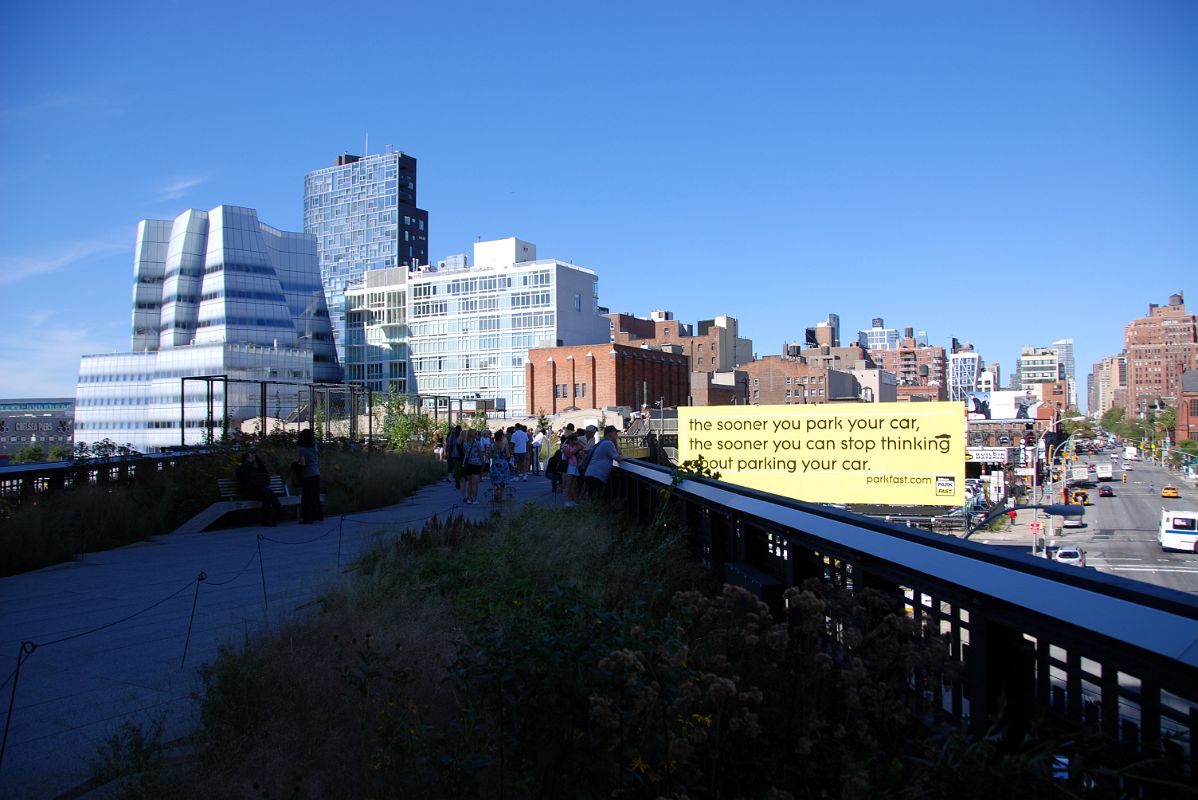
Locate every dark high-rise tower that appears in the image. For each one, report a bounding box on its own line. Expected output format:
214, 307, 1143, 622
304, 149, 429, 366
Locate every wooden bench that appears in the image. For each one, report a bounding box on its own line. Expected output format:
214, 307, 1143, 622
215, 475, 297, 506
174, 475, 301, 534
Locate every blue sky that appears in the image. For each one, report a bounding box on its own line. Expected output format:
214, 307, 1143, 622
2, 1, 1195, 406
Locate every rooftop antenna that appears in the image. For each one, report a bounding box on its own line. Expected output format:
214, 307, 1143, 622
364, 130, 369, 156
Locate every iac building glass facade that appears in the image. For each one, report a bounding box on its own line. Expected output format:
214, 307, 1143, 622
303, 151, 428, 367
75, 206, 339, 452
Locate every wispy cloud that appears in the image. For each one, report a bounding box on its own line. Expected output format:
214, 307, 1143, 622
153, 176, 207, 203
0, 239, 127, 287
0, 316, 126, 398
0, 92, 124, 124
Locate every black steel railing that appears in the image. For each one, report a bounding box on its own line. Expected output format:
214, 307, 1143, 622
612, 459, 1198, 781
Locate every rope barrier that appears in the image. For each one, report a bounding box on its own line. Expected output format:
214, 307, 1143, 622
0, 493, 509, 774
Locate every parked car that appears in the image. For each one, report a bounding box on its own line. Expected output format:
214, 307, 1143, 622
1055, 547, 1086, 567
1162, 485, 1180, 499
1062, 516, 1086, 528
1099, 486, 1115, 497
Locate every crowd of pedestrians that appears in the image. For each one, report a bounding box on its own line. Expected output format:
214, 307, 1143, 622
437, 419, 623, 507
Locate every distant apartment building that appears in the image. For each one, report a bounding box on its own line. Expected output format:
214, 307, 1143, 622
402, 238, 609, 413
868, 328, 946, 394
343, 267, 410, 394
304, 150, 429, 368
76, 206, 338, 453
608, 310, 753, 371
785, 342, 874, 372
524, 342, 689, 415
1090, 353, 1128, 417
847, 368, 898, 402
1053, 338, 1076, 406
689, 370, 749, 406
805, 313, 840, 348
741, 356, 860, 405
0, 398, 75, 457
858, 317, 926, 351
897, 384, 947, 402
1124, 293, 1198, 416
1017, 347, 1062, 388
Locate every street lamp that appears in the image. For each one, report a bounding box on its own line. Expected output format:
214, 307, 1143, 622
1029, 413, 1086, 555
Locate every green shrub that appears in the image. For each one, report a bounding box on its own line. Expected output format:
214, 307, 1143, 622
0, 449, 442, 575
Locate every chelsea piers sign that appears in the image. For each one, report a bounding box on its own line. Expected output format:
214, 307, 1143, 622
678, 402, 965, 506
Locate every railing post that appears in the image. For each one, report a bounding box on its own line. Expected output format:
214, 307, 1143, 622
967, 616, 1035, 741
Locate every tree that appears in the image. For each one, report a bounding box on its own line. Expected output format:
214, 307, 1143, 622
536, 409, 550, 434
91, 439, 118, 459
48, 444, 73, 461
74, 442, 91, 460
1156, 404, 1177, 441
1101, 407, 1124, 431
463, 411, 488, 432
12, 444, 47, 464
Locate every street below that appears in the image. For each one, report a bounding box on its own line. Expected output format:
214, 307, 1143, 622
973, 455, 1198, 595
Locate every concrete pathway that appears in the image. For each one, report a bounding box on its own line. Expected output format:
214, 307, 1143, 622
0, 469, 562, 799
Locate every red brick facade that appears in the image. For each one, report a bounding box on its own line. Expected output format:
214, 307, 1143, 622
525, 344, 690, 415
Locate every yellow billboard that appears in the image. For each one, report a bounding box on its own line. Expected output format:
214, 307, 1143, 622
678, 403, 965, 506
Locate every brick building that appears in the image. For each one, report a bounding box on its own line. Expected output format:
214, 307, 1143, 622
1177, 370, 1198, 444
740, 356, 860, 405
524, 343, 689, 415
608, 310, 753, 372
1124, 293, 1198, 416
867, 327, 947, 395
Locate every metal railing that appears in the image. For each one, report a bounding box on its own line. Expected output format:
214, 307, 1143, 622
0, 454, 188, 506
612, 459, 1198, 779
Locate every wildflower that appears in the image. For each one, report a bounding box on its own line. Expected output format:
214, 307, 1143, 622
631, 756, 650, 774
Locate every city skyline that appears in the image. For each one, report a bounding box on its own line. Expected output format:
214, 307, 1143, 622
2, 2, 1195, 405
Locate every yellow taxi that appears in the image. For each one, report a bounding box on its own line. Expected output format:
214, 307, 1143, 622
1161, 485, 1180, 499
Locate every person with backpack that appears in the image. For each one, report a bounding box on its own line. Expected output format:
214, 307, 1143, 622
460, 429, 484, 505
545, 440, 565, 495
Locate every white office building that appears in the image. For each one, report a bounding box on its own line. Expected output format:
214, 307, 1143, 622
375, 237, 610, 412
75, 206, 338, 452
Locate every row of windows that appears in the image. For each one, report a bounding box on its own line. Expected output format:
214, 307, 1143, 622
76, 420, 216, 431
412, 354, 525, 371
199, 288, 287, 304
196, 317, 296, 330
553, 383, 587, 399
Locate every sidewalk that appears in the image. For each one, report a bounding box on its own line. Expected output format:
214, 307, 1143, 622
0, 468, 561, 799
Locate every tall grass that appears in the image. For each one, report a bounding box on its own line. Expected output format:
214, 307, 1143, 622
0, 449, 442, 576
121, 502, 1183, 799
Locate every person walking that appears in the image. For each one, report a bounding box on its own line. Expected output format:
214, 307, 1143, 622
510, 424, 530, 481
446, 425, 462, 487
479, 428, 494, 471
296, 428, 323, 524
531, 427, 545, 475
581, 425, 623, 502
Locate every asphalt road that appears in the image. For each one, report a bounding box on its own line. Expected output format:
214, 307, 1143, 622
1052, 455, 1198, 594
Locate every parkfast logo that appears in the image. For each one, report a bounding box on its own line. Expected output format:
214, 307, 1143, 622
935, 476, 956, 496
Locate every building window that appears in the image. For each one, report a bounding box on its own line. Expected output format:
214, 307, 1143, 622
574, 294, 582, 312
753, 378, 759, 386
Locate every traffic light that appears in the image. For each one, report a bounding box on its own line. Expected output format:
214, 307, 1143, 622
1122, 473, 1127, 483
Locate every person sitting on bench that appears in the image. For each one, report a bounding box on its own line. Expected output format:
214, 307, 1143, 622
236, 451, 281, 526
